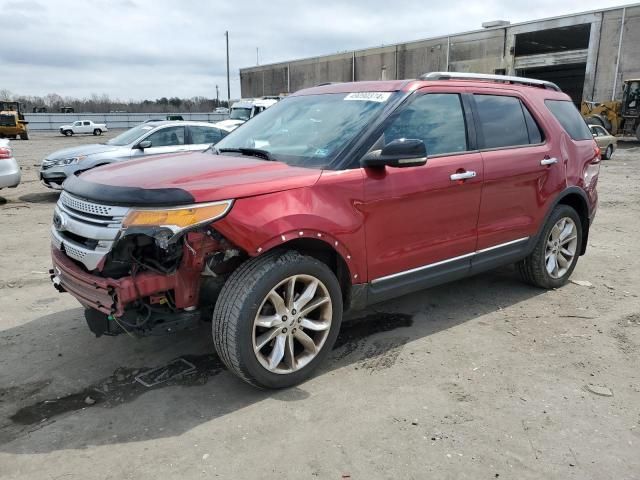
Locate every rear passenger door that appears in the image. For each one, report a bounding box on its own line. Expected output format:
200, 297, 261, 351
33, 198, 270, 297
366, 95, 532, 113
470, 90, 565, 265
187, 125, 226, 151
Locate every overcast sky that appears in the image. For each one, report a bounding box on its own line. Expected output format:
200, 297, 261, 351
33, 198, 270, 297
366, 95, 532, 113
0, 0, 630, 101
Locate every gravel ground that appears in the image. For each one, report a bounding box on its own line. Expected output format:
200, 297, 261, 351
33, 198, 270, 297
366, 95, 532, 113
0, 131, 638, 480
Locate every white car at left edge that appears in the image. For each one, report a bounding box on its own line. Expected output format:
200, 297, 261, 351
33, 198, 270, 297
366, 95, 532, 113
0, 138, 21, 189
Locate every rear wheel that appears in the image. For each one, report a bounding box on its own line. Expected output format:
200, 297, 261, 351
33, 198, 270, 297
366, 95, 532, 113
602, 144, 613, 160
517, 205, 582, 289
212, 250, 343, 389
636, 124, 640, 143
93, 129, 102, 136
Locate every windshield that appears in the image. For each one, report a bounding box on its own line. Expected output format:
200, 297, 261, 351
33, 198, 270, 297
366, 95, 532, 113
229, 107, 252, 121
214, 92, 395, 168
106, 124, 155, 146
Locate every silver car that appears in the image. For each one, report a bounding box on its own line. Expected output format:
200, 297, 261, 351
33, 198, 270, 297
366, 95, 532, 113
0, 139, 20, 189
39, 121, 231, 189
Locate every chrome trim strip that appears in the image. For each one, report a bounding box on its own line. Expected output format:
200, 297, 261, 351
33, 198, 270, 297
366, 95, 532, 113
371, 252, 476, 284
476, 237, 529, 254
371, 237, 530, 284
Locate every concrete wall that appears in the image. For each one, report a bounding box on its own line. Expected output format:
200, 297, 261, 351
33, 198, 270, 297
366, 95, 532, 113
240, 5, 640, 105
24, 112, 229, 131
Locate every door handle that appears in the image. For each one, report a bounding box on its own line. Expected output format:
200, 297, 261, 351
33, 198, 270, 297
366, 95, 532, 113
450, 170, 477, 181
540, 157, 558, 166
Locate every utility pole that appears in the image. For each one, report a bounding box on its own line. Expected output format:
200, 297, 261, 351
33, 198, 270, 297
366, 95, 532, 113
256, 47, 259, 66
225, 31, 231, 105
215, 84, 219, 107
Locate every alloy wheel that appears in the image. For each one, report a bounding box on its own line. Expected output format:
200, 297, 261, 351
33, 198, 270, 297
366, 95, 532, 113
545, 217, 578, 279
252, 274, 332, 374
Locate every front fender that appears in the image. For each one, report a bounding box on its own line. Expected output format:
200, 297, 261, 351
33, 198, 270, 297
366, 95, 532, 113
213, 183, 367, 281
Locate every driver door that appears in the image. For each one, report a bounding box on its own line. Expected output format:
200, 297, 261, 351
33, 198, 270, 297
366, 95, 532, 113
362, 89, 483, 301
132, 126, 187, 158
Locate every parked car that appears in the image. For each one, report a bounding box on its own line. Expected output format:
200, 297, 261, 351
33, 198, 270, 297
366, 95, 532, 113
214, 107, 230, 114
0, 139, 20, 189
49, 72, 600, 389
59, 120, 108, 136
214, 97, 279, 132
589, 124, 617, 159
41, 121, 232, 189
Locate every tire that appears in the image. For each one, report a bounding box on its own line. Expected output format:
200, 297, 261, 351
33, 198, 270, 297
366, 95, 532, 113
64, 130, 72, 136
636, 124, 640, 143
213, 250, 343, 389
93, 129, 102, 136
517, 205, 583, 289
20, 132, 29, 140
603, 144, 613, 160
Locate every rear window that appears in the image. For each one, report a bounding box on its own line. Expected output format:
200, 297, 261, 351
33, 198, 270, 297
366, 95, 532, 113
545, 100, 592, 141
474, 95, 533, 149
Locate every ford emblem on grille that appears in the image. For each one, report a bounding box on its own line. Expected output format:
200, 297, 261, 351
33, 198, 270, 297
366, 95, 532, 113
53, 212, 67, 231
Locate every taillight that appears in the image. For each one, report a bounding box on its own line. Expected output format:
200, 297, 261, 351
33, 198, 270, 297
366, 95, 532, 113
0, 146, 12, 160
584, 146, 601, 187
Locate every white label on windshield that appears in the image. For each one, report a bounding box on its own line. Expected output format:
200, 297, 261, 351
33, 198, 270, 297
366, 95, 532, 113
344, 92, 391, 102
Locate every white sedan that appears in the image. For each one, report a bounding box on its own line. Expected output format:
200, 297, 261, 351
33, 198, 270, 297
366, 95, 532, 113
0, 139, 21, 189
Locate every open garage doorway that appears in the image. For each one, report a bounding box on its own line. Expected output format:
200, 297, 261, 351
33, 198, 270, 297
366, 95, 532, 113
514, 23, 591, 105
516, 64, 587, 105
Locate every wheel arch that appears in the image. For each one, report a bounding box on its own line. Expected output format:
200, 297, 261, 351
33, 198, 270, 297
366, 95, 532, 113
548, 188, 591, 255
259, 234, 356, 310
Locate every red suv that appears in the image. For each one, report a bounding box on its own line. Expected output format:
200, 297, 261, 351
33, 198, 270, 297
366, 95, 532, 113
50, 72, 600, 388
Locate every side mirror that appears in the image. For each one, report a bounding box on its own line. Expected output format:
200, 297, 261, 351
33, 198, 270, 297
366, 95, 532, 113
137, 140, 152, 150
361, 138, 427, 168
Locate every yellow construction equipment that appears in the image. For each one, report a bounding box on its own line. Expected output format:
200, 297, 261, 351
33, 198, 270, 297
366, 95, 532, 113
581, 79, 640, 141
0, 101, 29, 140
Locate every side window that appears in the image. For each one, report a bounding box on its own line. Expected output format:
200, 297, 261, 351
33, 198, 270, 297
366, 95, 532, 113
146, 126, 185, 147
73, 121, 81, 126
545, 100, 592, 141
190, 126, 223, 144
83, 121, 90, 126
589, 126, 599, 136
474, 95, 530, 149
522, 104, 544, 144
596, 126, 608, 136
381, 93, 467, 156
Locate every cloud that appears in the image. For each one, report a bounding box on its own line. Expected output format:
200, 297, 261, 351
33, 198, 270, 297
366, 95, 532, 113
0, 0, 627, 100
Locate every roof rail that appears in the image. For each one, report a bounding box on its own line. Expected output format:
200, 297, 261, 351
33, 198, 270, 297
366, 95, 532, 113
419, 72, 561, 91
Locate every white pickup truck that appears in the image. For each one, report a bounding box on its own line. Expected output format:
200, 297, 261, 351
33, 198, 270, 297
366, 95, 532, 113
59, 120, 108, 136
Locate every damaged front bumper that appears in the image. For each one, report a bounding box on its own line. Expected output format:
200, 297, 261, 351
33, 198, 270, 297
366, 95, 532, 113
50, 247, 185, 317
50, 229, 220, 318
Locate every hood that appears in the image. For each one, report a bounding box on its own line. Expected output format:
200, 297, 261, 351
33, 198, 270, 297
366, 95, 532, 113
45, 143, 121, 161
65, 151, 322, 206
214, 119, 244, 131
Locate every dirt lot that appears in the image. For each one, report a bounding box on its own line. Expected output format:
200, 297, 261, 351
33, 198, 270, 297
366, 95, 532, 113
0, 131, 638, 480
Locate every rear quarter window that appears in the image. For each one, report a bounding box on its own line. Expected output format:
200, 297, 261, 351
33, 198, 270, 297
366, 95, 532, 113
545, 100, 592, 141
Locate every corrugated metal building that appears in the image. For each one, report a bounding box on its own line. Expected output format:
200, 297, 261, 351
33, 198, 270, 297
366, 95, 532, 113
240, 4, 640, 104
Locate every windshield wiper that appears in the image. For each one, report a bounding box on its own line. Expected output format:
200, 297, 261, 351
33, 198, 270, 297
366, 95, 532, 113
218, 147, 274, 161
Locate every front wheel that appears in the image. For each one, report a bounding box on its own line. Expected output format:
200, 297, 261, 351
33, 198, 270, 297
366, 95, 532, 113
64, 130, 72, 136
517, 205, 582, 289
20, 132, 29, 140
603, 144, 613, 160
212, 250, 343, 389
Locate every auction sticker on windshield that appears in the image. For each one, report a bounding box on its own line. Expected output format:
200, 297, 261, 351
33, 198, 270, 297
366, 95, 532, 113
344, 92, 392, 102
